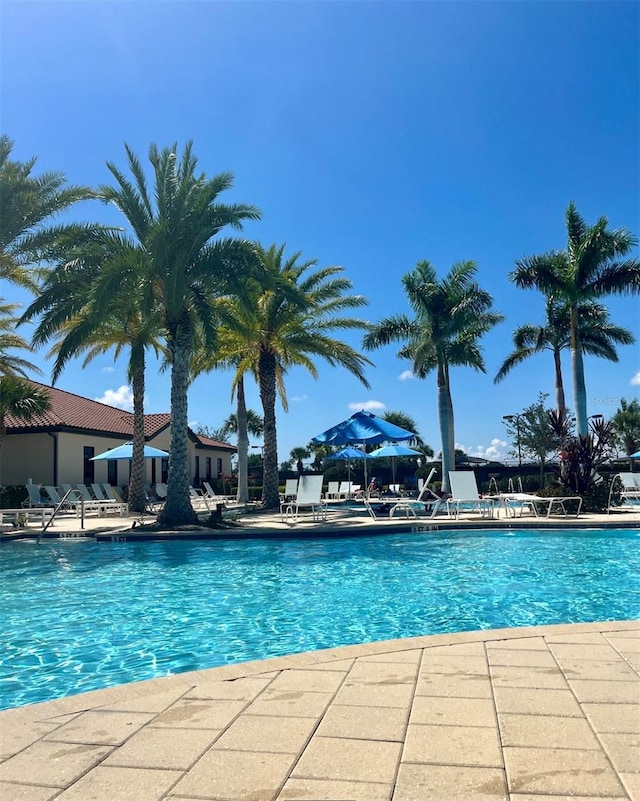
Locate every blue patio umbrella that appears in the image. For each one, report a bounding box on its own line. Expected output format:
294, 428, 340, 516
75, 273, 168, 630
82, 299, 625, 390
326, 446, 373, 488
313, 411, 416, 490
632, 451, 640, 458
369, 443, 422, 486
91, 442, 169, 461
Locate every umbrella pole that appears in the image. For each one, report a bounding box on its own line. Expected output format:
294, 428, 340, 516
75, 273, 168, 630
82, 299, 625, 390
363, 442, 368, 497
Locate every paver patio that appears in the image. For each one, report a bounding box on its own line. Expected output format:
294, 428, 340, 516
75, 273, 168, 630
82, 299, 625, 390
1, 621, 638, 800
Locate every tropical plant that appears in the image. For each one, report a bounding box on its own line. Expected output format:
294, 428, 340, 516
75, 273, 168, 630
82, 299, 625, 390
21, 231, 165, 514
511, 203, 640, 436
549, 412, 616, 496
0, 376, 50, 484
363, 260, 503, 493
94, 142, 261, 525
495, 298, 635, 415
611, 398, 640, 466
0, 135, 91, 287
214, 243, 372, 508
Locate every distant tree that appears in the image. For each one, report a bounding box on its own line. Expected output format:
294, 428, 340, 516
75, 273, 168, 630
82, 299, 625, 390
290, 446, 310, 476
503, 393, 566, 488
279, 459, 294, 472
511, 203, 640, 436
611, 398, 640, 467
382, 410, 435, 459
195, 424, 231, 443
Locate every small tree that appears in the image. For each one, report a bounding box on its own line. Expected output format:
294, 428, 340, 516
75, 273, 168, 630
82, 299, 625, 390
611, 398, 640, 467
503, 393, 566, 488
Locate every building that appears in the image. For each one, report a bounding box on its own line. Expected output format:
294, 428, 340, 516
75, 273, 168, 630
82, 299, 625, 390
1, 382, 236, 489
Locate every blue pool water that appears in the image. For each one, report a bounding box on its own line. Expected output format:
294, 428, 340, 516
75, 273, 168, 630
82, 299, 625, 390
1, 527, 639, 710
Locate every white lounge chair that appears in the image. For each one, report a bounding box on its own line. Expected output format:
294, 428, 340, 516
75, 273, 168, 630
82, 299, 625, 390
281, 475, 327, 523
447, 472, 495, 519
280, 478, 298, 502
202, 481, 236, 503
324, 481, 340, 500
496, 491, 582, 519
388, 468, 442, 518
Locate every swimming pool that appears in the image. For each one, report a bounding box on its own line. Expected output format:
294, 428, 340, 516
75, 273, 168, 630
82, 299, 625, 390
2, 527, 638, 709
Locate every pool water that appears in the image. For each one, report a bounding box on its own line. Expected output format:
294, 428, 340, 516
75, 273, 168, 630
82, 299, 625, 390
1, 528, 639, 709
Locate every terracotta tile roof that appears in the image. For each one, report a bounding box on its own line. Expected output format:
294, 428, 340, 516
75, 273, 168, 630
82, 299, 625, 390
4, 382, 170, 438
195, 433, 236, 452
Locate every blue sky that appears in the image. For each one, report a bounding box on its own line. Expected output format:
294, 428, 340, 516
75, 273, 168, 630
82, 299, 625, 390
2, 1, 639, 464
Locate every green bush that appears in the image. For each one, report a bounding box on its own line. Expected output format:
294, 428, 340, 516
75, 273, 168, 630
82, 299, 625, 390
0, 485, 28, 509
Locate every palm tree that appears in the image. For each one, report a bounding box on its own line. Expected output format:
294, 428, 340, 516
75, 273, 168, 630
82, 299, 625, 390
0, 376, 50, 484
511, 203, 640, 436
0, 300, 43, 378
495, 299, 635, 415
611, 398, 640, 467
215, 243, 372, 509
96, 142, 261, 525
22, 233, 165, 514
0, 135, 91, 287
363, 260, 503, 493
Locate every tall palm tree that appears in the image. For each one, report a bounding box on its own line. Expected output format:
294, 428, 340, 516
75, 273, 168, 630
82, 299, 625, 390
511, 203, 640, 436
96, 142, 261, 525
495, 299, 635, 415
363, 260, 503, 493
0, 135, 91, 287
22, 233, 165, 514
215, 243, 372, 509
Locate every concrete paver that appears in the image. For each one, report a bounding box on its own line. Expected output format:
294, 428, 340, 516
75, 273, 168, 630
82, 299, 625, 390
0, 621, 638, 800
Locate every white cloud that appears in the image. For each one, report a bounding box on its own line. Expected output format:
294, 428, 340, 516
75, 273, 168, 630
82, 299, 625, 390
456, 438, 509, 462
348, 400, 386, 412
291, 394, 308, 402
94, 385, 134, 411
398, 370, 414, 381
101, 366, 115, 373
631, 372, 640, 386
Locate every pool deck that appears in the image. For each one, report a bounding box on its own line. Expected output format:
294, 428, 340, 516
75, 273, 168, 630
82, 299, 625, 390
0, 621, 638, 800
1, 509, 639, 799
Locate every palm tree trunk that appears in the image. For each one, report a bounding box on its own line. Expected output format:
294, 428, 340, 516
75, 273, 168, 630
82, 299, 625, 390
258, 350, 279, 509
235, 376, 249, 504
129, 353, 147, 514
553, 347, 566, 415
445, 363, 455, 472
437, 362, 453, 494
158, 325, 198, 526
570, 306, 588, 436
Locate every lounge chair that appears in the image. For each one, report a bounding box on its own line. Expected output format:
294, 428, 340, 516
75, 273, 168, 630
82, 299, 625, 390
280, 475, 327, 523
447, 472, 495, 519
495, 491, 582, 519
280, 478, 298, 503
324, 480, 340, 500
337, 481, 355, 499
607, 472, 640, 513
388, 468, 442, 518
202, 481, 236, 503
74, 484, 126, 516
21, 484, 52, 509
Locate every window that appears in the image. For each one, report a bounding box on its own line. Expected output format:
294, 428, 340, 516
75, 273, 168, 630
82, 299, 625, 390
151, 458, 156, 483
161, 458, 169, 483
194, 456, 200, 485
83, 446, 95, 484
107, 460, 117, 487
205, 457, 211, 479
216, 458, 222, 478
